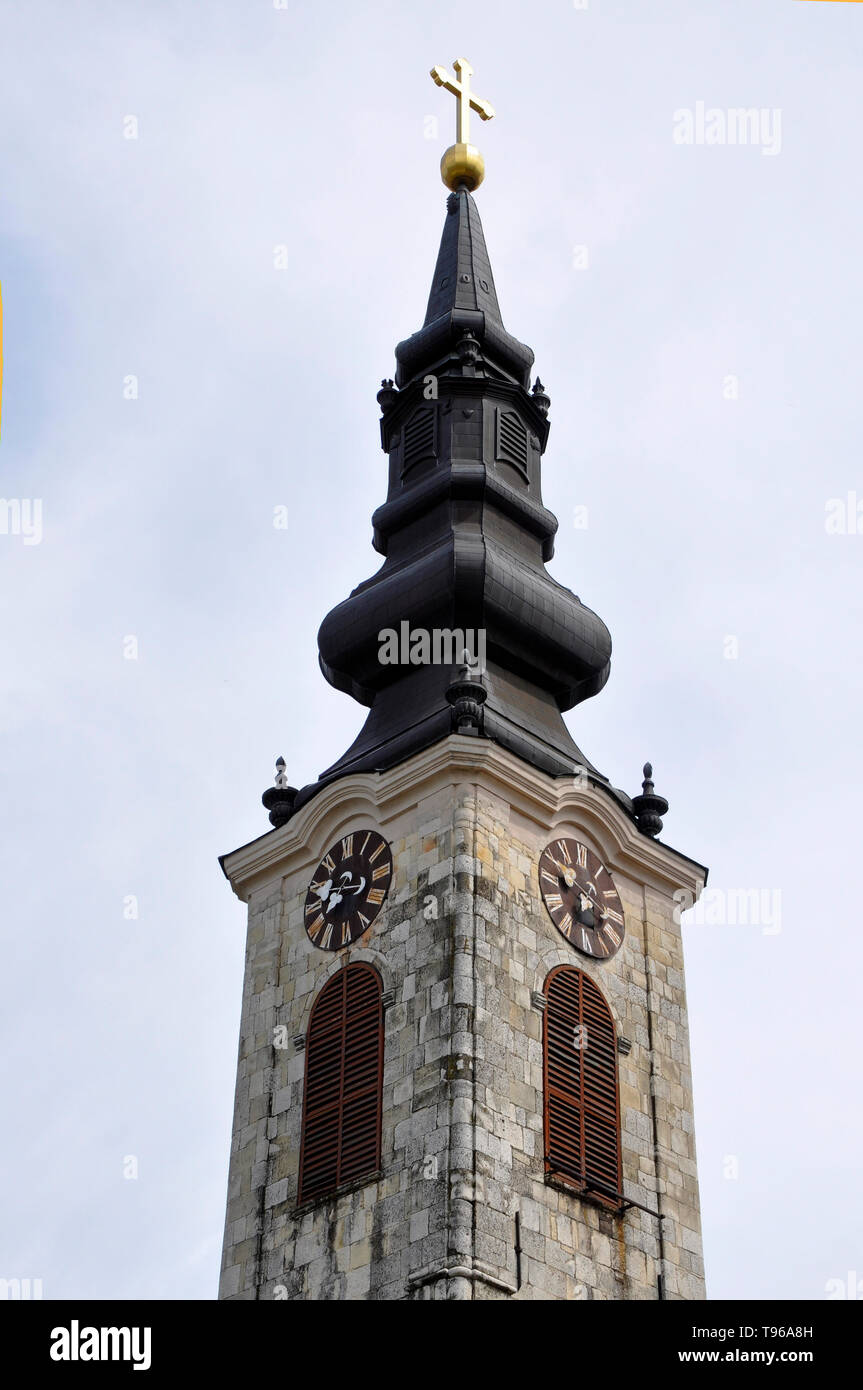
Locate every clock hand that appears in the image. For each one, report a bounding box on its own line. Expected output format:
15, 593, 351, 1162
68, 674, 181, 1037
576, 891, 597, 926
546, 856, 611, 926
313, 877, 334, 902
339, 873, 367, 896
550, 859, 577, 888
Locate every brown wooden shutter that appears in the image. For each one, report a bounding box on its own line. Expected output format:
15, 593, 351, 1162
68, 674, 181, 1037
298, 963, 383, 1205
543, 965, 621, 1205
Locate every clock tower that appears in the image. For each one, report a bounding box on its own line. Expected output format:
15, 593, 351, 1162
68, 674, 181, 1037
218, 62, 707, 1301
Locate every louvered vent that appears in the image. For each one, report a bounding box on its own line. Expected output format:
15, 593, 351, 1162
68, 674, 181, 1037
496, 409, 529, 480
298, 963, 383, 1205
402, 407, 436, 477
544, 966, 621, 1204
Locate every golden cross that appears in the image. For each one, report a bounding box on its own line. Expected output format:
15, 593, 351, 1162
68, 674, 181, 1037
430, 58, 495, 146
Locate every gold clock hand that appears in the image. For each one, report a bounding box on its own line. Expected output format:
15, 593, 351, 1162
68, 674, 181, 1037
550, 859, 576, 888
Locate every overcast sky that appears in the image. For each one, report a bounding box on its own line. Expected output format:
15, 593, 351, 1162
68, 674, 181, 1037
2, 0, 861, 1301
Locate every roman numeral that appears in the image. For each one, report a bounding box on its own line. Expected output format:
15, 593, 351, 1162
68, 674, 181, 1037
366, 888, 385, 906
341, 922, 351, 946
322, 853, 336, 874
602, 889, 617, 897
372, 864, 389, 881
604, 908, 624, 926
545, 892, 563, 912
309, 914, 325, 938
320, 924, 333, 950
557, 840, 571, 864
540, 869, 558, 885
559, 913, 572, 936
604, 924, 621, 947
360, 832, 371, 855
357, 912, 370, 930
580, 928, 592, 954
341, 834, 353, 858
369, 840, 386, 863
576, 843, 588, 868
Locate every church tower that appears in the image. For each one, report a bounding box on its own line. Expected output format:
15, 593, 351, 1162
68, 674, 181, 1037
218, 61, 707, 1302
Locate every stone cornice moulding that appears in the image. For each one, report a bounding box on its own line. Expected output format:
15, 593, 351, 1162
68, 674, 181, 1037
221, 737, 707, 904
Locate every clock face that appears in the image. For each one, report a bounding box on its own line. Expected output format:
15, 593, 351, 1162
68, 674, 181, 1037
304, 830, 393, 951
539, 837, 625, 960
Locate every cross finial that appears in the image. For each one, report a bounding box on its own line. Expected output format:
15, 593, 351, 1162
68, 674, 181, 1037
430, 57, 495, 192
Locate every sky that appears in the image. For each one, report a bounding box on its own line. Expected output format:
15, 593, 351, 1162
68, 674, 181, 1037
1, 0, 861, 1302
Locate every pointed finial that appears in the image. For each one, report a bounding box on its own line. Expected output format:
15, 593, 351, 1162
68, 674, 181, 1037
430, 58, 495, 192
632, 761, 668, 838
456, 330, 481, 370
531, 377, 551, 418
377, 378, 398, 413
446, 650, 488, 735
262, 756, 297, 828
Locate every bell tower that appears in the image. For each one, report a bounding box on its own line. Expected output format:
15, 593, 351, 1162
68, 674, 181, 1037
218, 62, 707, 1301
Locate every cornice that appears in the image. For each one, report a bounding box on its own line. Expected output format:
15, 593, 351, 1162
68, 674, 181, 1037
221, 737, 707, 904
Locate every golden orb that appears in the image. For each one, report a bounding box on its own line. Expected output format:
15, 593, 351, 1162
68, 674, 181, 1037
440, 142, 485, 192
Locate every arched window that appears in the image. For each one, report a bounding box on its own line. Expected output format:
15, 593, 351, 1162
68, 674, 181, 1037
543, 965, 622, 1207
298, 963, 383, 1206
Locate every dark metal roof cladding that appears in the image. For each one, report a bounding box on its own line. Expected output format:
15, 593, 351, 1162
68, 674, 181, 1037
288, 186, 636, 821
395, 187, 534, 390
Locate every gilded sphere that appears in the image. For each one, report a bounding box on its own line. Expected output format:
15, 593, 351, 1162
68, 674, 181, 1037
440, 142, 485, 192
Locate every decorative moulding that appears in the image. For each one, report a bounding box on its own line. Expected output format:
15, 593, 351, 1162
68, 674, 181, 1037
220, 737, 706, 905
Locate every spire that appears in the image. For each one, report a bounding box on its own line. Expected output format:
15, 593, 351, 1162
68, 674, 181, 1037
271, 60, 635, 828
424, 187, 502, 326
306, 181, 614, 800
395, 188, 534, 391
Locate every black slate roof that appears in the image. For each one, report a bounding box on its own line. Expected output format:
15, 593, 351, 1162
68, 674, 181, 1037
280, 186, 632, 820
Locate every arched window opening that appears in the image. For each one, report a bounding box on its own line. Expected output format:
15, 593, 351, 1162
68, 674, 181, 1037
543, 965, 622, 1208
298, 963, 383, 1205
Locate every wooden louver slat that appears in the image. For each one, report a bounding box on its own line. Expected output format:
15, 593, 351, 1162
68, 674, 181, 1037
543, 965, 622, 1206
298, 963, 383, 1205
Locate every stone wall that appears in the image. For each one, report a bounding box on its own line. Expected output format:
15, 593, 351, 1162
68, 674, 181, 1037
218, 743, 705, 1301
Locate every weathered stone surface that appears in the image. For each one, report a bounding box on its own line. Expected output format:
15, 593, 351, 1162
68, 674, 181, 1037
218, 740, 705, 1301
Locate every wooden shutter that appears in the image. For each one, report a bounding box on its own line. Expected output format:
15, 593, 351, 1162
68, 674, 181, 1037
543, 966, 621, 1205
298, 963, 383, 1205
